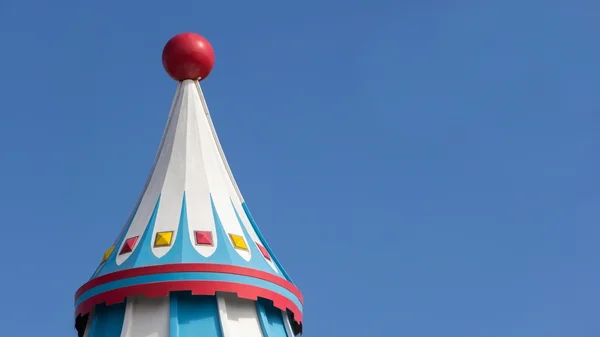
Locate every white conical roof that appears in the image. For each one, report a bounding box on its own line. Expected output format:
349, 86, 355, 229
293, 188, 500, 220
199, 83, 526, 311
75, 80, 303, 333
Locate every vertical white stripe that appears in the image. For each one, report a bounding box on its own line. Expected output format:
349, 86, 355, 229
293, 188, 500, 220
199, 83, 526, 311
119, 299, 135, 337
217, 294, 264, 337
217, 295, 232, 337
197, 85, 243, 202
195, 84, 250, 261
150, 82, 191, 258
232, 199, 279, 272
186, 81, 218, 257
111, 83, 181, 249
197, 85, 274, 269
82, 309, 94, 337
121, 296, 170, 337
282, 312, 295, 337
116, 85, 183, 265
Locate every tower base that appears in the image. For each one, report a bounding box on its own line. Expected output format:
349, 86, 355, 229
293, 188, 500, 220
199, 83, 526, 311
76, 292, 299, 337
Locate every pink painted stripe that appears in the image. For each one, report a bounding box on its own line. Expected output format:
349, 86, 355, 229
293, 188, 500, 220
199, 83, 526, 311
74, 280, 304, 326
75, 263, 303, 303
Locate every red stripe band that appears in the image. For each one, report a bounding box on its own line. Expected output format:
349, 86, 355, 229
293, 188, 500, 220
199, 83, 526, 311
74, 280, 303, 326
75, 263, 302, 303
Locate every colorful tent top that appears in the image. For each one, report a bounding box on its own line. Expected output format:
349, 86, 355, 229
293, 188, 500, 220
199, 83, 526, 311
74, 32, 303, 337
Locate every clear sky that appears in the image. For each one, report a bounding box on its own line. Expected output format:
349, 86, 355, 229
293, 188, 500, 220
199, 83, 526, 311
0, 0, 599, 336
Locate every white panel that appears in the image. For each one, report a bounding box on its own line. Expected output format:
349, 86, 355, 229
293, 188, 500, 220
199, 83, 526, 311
232, 199, 279, 272
82, 309, 94, 337
111, 84, 181, 248
150, 83, 190, 258
197, 85, 243, 201
185, 81, 218, 257
116, 85, 183, 265
282, 312, 295, 337
197, 85, 275, 269
194, 84, 250, 261
217, 294, 264, 337
120, 296, 170, 337
120, 298, 135, 337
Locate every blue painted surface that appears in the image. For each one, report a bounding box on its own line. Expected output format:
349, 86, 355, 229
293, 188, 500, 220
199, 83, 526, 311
133, 194, 187, 268
257, 300, 289, 337
169, 295, 180, 337
96, 196, 162, 276
231, 199, 282, 276
91, 195, 290, 281
87, 302, 126, 337
257, 302, 271, 337
76, 271, 303, 311
172, 292, 223, 337
242, 202, 293, 283
91, 198, 143, 279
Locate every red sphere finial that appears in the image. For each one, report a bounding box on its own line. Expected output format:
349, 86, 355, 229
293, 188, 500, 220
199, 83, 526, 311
162, 33, 215, 81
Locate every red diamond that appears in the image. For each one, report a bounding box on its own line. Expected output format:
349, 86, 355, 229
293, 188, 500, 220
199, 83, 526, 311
257, 243, 271, 261
119, 236, 139, 255
194, 231, 213, 246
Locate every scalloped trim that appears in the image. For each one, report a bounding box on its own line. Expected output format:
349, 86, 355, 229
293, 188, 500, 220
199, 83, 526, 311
74, 280, 303, 327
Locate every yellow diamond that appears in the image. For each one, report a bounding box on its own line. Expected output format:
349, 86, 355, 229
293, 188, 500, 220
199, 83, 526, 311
102, 246, 115, 263
154, 231, 174, 247
229, 234, 248, 251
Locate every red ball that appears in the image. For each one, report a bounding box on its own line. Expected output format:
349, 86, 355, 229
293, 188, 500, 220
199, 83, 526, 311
162, 33, 215, 81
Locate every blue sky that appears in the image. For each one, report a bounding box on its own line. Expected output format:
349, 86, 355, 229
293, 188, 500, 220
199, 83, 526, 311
0, 0, 599, 336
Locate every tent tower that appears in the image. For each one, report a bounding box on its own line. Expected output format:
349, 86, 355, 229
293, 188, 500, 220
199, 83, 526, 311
73, 32, 304, 337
